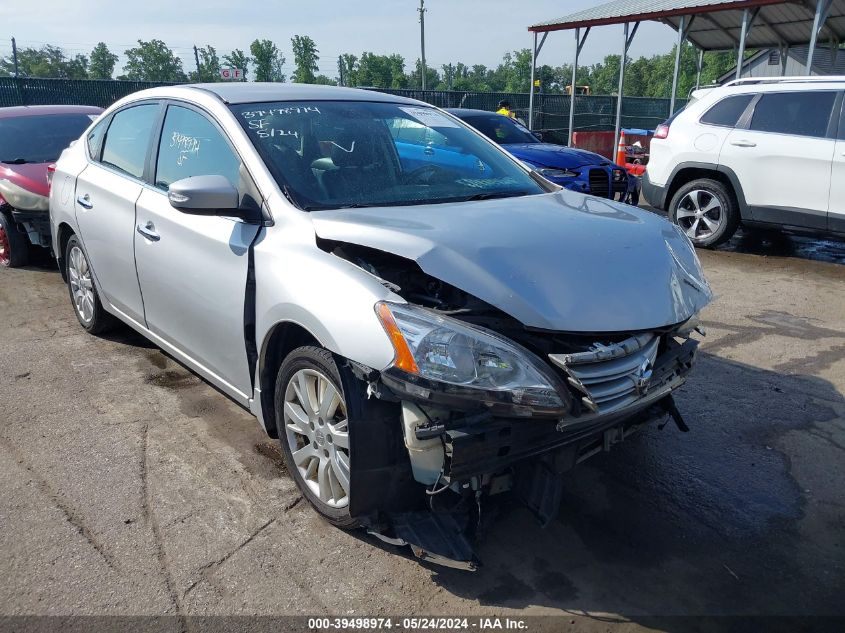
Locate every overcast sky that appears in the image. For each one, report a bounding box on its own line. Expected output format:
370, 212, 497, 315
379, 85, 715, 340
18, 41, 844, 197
1, 0, 679, 77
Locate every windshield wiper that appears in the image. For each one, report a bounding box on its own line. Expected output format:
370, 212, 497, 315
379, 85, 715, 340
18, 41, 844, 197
1, 158, 33, 164
460, 190, 530, 202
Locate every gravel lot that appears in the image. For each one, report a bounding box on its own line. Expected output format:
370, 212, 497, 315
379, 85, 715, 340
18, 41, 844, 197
1, 229, 844, 629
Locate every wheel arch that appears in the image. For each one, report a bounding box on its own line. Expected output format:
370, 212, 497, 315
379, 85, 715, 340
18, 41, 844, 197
56, 222, 76, 282
258, 320, 322, 438
665, 162, 748, 220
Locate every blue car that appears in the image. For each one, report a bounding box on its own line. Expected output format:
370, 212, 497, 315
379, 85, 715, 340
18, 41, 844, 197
446, 108, 638, 204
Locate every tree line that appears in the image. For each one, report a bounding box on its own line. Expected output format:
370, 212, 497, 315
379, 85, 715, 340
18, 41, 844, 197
0, 36, 738, 98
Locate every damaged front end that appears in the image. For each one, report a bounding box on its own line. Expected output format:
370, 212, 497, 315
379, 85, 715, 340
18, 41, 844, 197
326, 239, 706, 570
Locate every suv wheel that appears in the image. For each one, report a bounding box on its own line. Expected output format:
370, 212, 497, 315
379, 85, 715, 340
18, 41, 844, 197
275, 346, 357, 529
669, 178, 739, 247
65, 235, 115, 334
0, 210, 29, 268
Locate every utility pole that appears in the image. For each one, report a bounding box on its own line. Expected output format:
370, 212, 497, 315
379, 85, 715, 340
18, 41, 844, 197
418, 0, 427, 90
338, 55, 344, 87
448, 63, 453, 91
193, 45, 202, 82
11, 37, 19, 77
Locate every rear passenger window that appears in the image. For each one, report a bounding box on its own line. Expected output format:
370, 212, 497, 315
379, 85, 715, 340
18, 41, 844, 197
749, 91, 837, 138
154, 105, 241, 191
101, 104, 159, 179
86, 118, 108, 159
700, 95, 753, 127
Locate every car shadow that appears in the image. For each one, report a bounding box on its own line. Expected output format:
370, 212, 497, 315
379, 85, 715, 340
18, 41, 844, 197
640, 205, 845, 265
408, 353, 845, 619
717, 229, 845, 265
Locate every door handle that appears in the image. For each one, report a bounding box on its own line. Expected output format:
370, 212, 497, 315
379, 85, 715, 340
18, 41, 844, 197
136, 221, 160, 242
730, 140, 757, 148
76, 194, 93, 209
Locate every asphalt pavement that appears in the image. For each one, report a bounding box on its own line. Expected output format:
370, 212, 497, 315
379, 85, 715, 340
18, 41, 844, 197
1, 228, 843, 630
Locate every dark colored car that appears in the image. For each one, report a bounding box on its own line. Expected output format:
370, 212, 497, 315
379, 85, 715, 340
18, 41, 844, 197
447, 108, 637, 204
0, 105, 103, 267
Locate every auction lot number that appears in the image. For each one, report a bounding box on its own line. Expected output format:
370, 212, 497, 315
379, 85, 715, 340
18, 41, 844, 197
309, 617, 527, 631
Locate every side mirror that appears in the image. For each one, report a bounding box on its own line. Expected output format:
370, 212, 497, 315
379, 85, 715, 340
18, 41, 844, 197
533, 131, 544, 141
168, 175, 240, 216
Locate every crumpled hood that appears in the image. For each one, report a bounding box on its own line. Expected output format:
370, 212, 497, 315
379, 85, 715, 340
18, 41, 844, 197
311, 190, 712, 332
0, 162, 51, 198
503, 143, 611, 170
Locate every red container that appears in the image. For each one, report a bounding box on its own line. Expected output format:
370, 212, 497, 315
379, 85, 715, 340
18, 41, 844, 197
571, 131, 653, 162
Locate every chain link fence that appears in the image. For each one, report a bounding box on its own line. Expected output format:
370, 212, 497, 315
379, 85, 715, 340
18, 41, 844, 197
1, 79, 685, 143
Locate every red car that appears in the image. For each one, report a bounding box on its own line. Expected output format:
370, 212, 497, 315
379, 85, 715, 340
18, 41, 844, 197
0, 105, 103, 267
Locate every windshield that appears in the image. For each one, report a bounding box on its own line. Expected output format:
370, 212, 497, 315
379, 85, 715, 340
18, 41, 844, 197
458, 114, 539, 145
231, 101, 545, 210
0, 114, 96, 163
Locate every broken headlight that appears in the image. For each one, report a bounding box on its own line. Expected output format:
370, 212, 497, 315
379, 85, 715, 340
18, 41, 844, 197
676, 312, 705, 337
376, 302, 565, 408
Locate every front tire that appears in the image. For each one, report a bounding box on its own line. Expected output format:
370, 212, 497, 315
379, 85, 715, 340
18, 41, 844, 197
65, 235, 114, 334
0, 210, 30, 268
669, 178, 739, 248
275, 346, 357, 529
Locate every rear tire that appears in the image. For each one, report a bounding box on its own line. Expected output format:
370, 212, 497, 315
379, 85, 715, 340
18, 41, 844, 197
275, 346, 358, 529
669, 178, 739, 248
0, 210, 30, 268
64, 235, 115, 334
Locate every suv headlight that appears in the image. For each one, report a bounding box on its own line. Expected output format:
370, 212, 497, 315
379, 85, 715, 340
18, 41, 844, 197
375, 302, 565, 409
0, 179, 49, 211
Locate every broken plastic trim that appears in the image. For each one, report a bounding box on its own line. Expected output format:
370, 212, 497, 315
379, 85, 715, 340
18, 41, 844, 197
380, 367, 570, 419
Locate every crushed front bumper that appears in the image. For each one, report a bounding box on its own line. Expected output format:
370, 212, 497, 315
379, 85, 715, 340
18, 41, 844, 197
382, 336, 697, 482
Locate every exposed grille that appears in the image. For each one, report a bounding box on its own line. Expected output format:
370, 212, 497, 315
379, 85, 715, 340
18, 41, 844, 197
588, 168, 610, 198
549, 334, 660, 414
612, 171, 628, 197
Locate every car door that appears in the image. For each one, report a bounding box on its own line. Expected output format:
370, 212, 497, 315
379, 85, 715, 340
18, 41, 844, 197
133, 102, 260, 403
719, 90, 838, 230
74, 102, 161, 323
827, 96, 845, 234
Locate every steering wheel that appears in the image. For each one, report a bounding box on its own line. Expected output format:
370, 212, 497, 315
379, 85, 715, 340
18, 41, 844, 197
403, 164, 448, 185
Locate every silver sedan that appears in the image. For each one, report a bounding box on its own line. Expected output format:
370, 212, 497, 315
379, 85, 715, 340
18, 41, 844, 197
50, 84, 711, 569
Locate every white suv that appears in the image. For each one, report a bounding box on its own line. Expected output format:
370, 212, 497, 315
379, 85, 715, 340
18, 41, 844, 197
643, 76, 845, 247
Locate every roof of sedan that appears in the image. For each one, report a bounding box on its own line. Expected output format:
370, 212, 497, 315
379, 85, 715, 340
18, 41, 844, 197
183, 82, 424, 105
0, 105, 103, 119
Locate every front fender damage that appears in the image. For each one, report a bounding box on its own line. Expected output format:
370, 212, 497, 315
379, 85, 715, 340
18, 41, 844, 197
325, 235, 705, 571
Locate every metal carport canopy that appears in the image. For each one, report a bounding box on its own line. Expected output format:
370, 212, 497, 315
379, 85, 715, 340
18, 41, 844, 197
525, 0, 845, 148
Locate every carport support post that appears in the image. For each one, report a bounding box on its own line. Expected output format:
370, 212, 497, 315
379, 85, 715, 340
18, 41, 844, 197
529, 32, 537, 130
528, 31, 548, 131
735, 9, 751, 80
568, 27, 590, 146
614, 22, 638, 156
807, 0, 833, 73
695, 48, 704, 89
670, 15, 686, 115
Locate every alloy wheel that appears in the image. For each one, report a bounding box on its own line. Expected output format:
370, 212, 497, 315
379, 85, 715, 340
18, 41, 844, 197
68, 245, 95, 324
0, 225, 10, 267
676, 189, 723, 241
283, 368, 351, 508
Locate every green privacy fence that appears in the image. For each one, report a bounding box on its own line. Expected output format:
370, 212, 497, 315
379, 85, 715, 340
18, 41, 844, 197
0, 77, 174, 109
0, 78, 684, 141
372, 89, 687, 144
